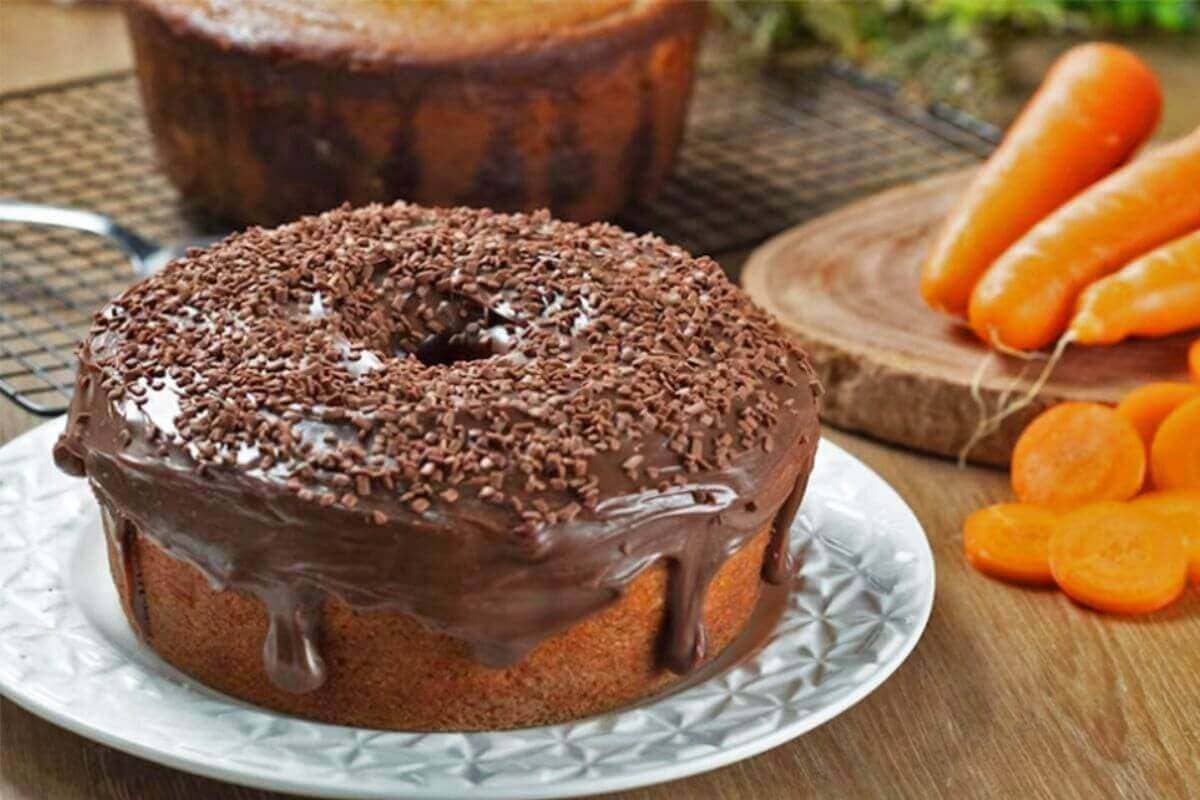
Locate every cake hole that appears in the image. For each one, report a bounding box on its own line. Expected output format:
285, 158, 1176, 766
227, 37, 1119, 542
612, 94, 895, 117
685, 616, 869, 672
414, 331, 495, 366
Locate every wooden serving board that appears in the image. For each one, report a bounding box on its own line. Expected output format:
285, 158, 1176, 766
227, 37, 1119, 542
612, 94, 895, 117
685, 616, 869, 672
741, 169, 1194, 466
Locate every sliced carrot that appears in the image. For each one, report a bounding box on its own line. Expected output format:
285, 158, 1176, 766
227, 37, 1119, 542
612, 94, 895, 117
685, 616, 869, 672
1191, 339, 1200, 383
1190, 535, 1200, 586
1011, 402, 1145, 508
1115, 382, 1200, 451
1070, 231, 1200, 345
1134, 490, 1200, 585
963, 503, 1059, 585
920, 43, 1161, 317
1049, 502, 1188, 614
1150, 396, 1200, 490
969, 126, 1200, 351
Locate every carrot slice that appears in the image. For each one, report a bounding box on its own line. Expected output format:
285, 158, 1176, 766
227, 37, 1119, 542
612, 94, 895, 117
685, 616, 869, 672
1115, 382, 1200, 450
963, 503, 1059, 585
920, 43, 1161, 317
1049, 502, 1188, 614
1070, 231, 1200, 345
1134, 490, 1200, 585
1191, 339, 1200, 383
1190, 535, 1200, 586
1150, 396, 1200, 490
1011, 402, 1145, 508
969, 126, 1200, 351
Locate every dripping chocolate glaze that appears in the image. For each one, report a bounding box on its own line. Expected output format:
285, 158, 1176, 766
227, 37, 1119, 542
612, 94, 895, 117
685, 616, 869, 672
54, 202, 821, 693
96, 500, 153, 639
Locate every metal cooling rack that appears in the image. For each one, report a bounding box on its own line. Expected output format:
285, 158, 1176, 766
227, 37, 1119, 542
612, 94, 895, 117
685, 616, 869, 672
0, 63, 997, 417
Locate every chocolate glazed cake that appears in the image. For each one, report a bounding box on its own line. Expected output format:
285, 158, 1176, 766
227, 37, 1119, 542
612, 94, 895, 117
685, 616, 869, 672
54, 203, 822, 730
124, 0, 706, 226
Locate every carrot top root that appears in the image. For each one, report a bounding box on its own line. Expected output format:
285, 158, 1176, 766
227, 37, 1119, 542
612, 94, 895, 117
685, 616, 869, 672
964, 504, 1059, 585
1049, 502, 1188, 614
1150, 396, 1200, 491
1011, 402, 1145, 508
1116, 382, 1200, 451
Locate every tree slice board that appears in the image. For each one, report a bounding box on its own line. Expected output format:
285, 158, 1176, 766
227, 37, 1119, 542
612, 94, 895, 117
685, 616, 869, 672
741, 168, 1194, 467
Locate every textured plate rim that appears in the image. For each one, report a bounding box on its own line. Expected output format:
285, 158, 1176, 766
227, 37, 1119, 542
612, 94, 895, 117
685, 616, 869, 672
0, 419, 935, 799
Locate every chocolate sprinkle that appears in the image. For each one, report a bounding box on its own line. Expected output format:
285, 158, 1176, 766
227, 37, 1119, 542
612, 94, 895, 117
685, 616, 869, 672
82, 203, 810, 521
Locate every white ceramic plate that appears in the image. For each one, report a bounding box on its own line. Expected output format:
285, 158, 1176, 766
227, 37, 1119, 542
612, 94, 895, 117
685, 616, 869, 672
0, 419, 934, 799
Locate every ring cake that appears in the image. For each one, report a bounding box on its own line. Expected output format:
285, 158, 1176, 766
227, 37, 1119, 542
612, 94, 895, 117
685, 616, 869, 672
55, 202, 821, 730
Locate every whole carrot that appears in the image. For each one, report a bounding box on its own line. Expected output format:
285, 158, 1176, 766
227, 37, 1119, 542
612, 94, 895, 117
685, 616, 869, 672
920, 43, 1161, 317
1070, 230, 1200, 345
969, 126, 1200, 351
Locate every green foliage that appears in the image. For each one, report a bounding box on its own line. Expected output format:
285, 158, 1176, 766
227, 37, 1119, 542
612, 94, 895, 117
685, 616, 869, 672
1073, 0, 1199, 31
713, 0, 1197, 113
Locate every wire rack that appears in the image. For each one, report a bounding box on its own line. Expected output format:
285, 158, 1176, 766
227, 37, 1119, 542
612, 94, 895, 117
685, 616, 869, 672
0, 63, 997, 417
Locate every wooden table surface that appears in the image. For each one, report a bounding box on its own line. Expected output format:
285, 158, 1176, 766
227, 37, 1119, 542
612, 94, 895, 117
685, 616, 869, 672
2, 4, 1197, 799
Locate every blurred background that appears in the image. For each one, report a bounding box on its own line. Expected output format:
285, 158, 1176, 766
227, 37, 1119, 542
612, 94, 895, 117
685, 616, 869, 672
714, 0, 1199, 136
3, 1, 1197, 134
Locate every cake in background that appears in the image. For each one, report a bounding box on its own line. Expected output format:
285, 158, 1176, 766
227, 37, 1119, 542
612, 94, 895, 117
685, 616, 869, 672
124, 0, 705, 225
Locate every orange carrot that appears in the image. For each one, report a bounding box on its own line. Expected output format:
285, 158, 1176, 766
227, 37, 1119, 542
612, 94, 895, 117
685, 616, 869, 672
963, 503, 1059, 585
1134, 490, 1200, 585
1115, 382, 1200, 451
1150, 396, 1200, 490
1011, 402, 1145, 508
969, 126, 1200, 351
1191, 339, 1200, 383
1049, 502, 1187, 614
920, 44, 1161, 317
1190, 534, 1200, 586
1070, 231, 1200, 345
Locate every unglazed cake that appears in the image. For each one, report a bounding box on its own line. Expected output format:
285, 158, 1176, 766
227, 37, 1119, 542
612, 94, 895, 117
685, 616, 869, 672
124, 0, 706, 225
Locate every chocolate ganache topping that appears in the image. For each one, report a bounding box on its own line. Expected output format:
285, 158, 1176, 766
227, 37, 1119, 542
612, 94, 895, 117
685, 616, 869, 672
54, 203, 821, 693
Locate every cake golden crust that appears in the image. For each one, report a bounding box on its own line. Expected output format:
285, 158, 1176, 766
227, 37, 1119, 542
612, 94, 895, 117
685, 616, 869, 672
108, 523, 770, 731
124, 0, 705, 225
